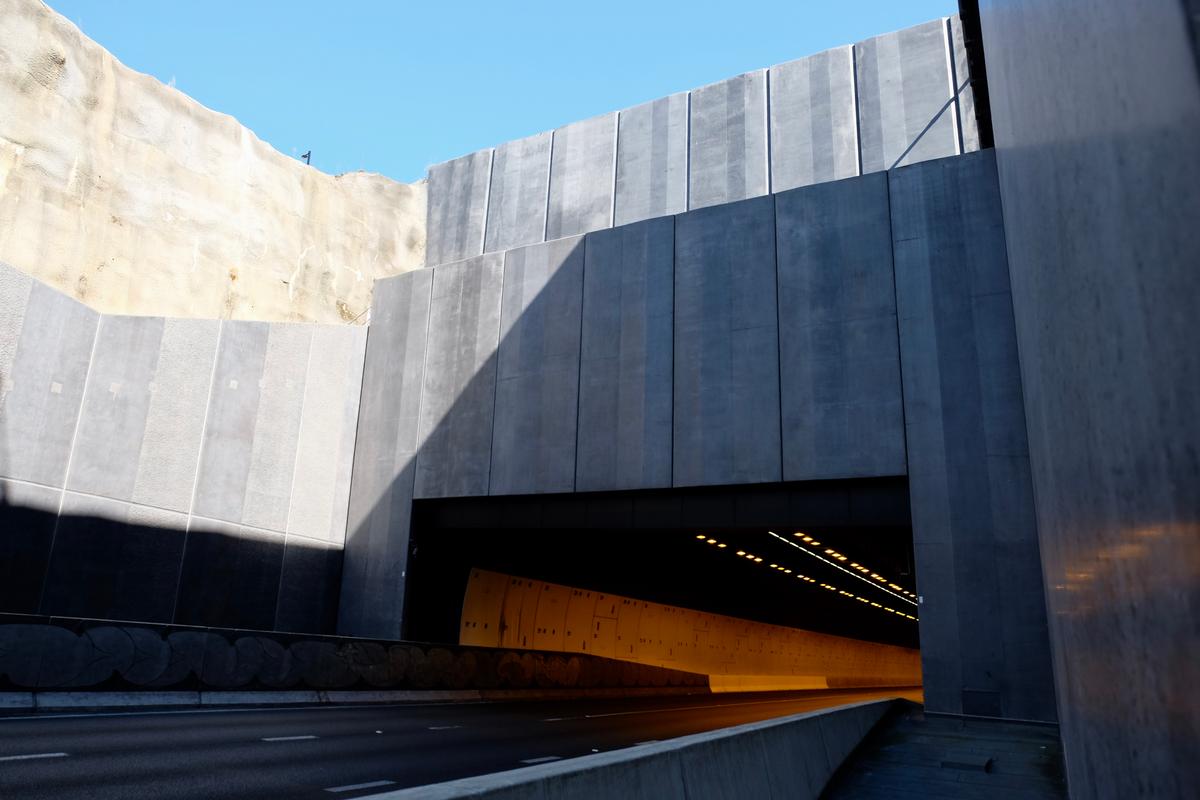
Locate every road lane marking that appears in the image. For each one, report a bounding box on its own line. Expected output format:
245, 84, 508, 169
325, 780, 397, 793
427, 725, 461, 730
520, 756, 562, 764
541, 695, 856, 722
0, 752, 68, 762
261, 735, 318, 742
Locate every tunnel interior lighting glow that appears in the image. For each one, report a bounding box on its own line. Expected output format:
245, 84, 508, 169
736, 550, 746, 556
696, 534, 706, 539
706, 538, 717, 544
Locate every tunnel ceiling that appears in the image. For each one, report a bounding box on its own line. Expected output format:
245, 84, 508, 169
406, 479, 920, 649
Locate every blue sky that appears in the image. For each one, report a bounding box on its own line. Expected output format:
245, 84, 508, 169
48, 1, 957, 184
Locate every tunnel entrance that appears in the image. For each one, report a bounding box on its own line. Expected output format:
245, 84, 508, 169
404, 478, 919, 650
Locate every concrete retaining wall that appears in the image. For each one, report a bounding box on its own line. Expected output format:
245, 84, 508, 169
0, 616, 705, 694
367, 698, 896, 800
0, 261, 365, 632
345, 149, 1054, 723
425, 15, 979, 268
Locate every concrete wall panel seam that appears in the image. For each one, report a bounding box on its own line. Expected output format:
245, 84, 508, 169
684, 92, 692, 211
610, 111, 620, 227
543, 131, 555, 243
942, 17, 963, 156
36, 312, 102, 615
171, 320, 224, 623
852, 44, 863, 176
480, 149, 495, 258
280, 328, 316, 543
764, 68, 773, 195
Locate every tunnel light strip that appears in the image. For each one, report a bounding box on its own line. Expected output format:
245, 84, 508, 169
767, 531, 918, 607
695, 534, 917, 622
790, 533, 917, 600
789, 531, 918, 600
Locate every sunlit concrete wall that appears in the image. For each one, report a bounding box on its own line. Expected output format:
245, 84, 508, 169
460, 569, 921, 691
976, 0, 1200, 793
0, 0, 425, 324
424, 16, 979, 268
0, 261, 364, 632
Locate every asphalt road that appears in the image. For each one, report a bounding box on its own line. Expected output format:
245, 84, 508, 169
0, 689, 918, 799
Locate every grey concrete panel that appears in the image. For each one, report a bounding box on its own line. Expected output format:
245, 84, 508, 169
240, 324, 311, 532
414, 253, 504, 499
483, 132, 552, 254
0, 479, 61, 614
688, 71, 769, 210
275, 536, 342, 634
286, 326, 367, 544
192, 322, 312, 532
948, 15, 979, 154
66, 315, 166, 502
978, 0, 1200, 787
131, 319, 221, 512
192, 322, 270, 525
426, 149, 493, 267
769, 46, 859, 192
176, 516, 285, 630
41, 493, 186, 623
576, 217, 674, 492
774, 173, 905, 480
856, 19, 957, 173
0, 280, 99, 487
673, 195, 781, 487
490, 237, 585, 495
546, 113, 616, 240
890, 151, 1054, 722
339, 270, 433, 638
613, 93, 688, 226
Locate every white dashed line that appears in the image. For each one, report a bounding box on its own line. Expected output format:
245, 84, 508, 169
520, 756, 563, 765
0, 752, 68, 762
325, 780, 397, 793
427, 725, 461, 730
261, 735, 318, 742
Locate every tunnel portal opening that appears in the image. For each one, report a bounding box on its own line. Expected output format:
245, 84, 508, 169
405, 478, 919, 651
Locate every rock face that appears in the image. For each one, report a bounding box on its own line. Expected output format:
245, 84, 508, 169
0, 0, 425, 324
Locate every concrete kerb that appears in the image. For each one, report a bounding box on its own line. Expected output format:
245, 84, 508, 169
0, 686, 710, 714
362, 697, 899, 800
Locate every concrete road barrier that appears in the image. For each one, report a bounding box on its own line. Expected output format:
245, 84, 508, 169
364, 698, 896, 799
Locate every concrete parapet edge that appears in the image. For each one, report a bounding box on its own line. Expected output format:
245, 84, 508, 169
362, 697, 898, 800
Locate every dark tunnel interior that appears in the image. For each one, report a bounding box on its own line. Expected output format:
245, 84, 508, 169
404, 478, 920, 650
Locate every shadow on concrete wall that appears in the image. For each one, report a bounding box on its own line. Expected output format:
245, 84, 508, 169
0, 614, 706, 693
341, 215, 922, 651
0, 489, 340, 634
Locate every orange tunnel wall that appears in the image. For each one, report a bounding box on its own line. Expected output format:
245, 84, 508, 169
459, 569, 922, 692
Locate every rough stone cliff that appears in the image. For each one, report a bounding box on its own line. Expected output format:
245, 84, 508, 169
0, 0, 426, 323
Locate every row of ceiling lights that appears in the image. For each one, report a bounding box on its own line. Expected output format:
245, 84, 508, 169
695, 535, 918, 622
768, 531, 919, 608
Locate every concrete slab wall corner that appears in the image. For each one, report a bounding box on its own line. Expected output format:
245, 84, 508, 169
0, 261, 365, 634
890, 150, 1055, 722
977, 0, 1200, 793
